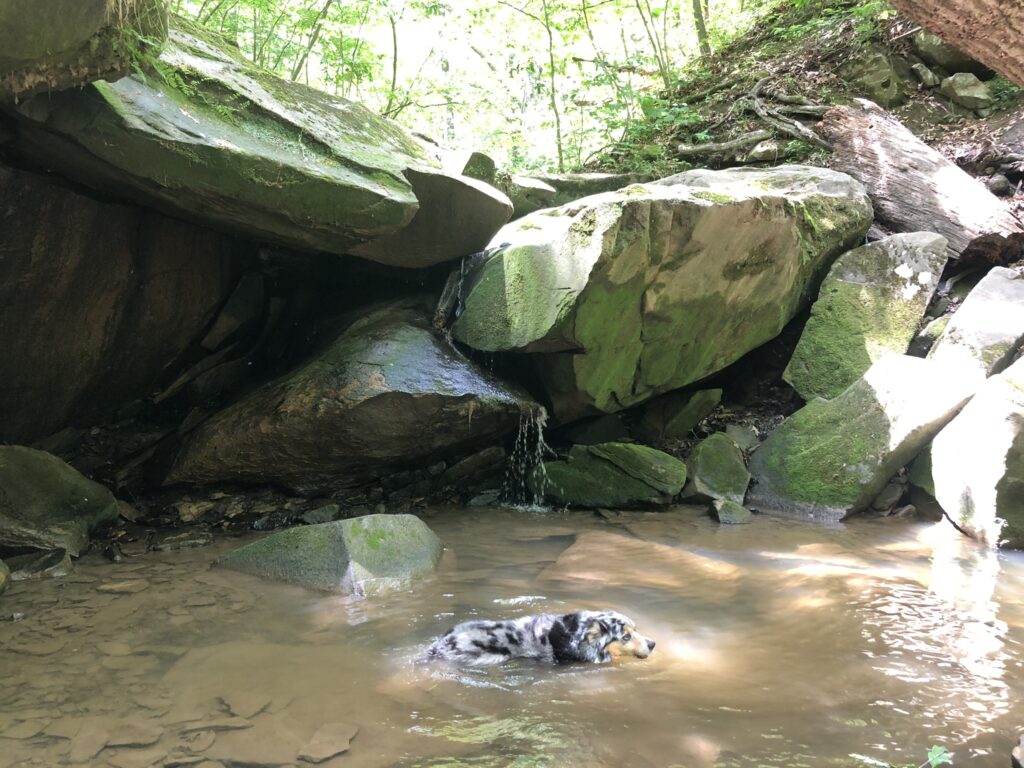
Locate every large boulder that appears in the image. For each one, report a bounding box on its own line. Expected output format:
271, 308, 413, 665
0, 0, 168, 100
784, 232, 948, 400
217, 515, 443, 594
636, 388, 723, 445
451, 166, 872, 419
684, 433, 750, 505
940, 73, 994, 111
0, 447, 119, 556
7, 17, 511, 267
931, 357, 1024, 548
928, 267, 1024, 385
503, 172, 651, 219
748, 355, 974, 521
531, 442, 687, 508
912, 31, 991, 79
165, 298, 534, 494
0, 164, 237, 444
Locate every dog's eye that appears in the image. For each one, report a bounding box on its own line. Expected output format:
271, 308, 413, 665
622, 633, 632, 641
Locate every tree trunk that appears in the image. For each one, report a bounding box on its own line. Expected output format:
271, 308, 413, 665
819, 100, 1024, 262
691, 0, 711, 57
540, 0, 565, 173
886, 0, 1024, 87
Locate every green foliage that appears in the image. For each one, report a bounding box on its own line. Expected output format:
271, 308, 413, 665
990, 76, 1023, 105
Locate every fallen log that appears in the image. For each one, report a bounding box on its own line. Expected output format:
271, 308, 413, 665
677, 129, 771, 158
819, 99, 1024, 261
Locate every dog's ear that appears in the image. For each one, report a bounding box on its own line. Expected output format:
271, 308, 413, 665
584, 618, 612, 645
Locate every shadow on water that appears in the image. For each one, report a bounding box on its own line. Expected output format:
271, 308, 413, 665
1, 506, 1023, 767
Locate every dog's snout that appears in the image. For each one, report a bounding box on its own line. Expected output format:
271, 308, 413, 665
647, 639, 656, 651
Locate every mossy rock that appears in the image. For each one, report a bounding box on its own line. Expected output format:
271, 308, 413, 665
713, 499, 753, 525
217, 514, 443, 595
684, 433, 750, 505
453, 166, 872, 420
0, 559, 9, 595
0, 446, 119, 556
784, 232, 948, 400
165, 298, 534, 494
637, 388, 722, 444
8, 16, 510, 266
531, 442, 686, 508
748, 355, 974, 521
0, 0, 168, 100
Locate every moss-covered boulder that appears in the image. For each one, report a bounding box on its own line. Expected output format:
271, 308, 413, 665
8, 16, 510, 267
502, 172, 651, 219
0, 447, 119, 556
451, 166, 872, 419
940, 73, 994, 111
931, 357, 1024, 549
748, 355, 974, 521
165, 298, 534, 494
928, 267, 1024, 385
0, 0, 168, 101
531, 442, 687, 508
713, 499, 753, 525
636, 389, 722, 445
784, 232, 948, 400
684, 433, 750, 505
217, 515, 443, 594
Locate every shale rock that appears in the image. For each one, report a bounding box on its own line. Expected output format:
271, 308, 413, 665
748, 355, 974, 521
684, 433, 750, 505
0, 0, 167, 100
8, 17, 510, 266
0, 446, 119, 556
931, 356, 1024, 548
217, 515, 443, 594
452, 166, 872, 419
532, 442, 687, 508
784, 232, 948, 400
165, 299, 533, 494
0, 165, 236, 444
928, 267, 1024, 384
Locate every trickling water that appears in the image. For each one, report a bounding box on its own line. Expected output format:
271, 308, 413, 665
502, 405, 551, 506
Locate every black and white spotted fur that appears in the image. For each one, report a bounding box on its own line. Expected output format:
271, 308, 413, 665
425, 610, 656, 666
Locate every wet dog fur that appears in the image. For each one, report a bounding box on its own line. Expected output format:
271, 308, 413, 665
426, 610, 656, 666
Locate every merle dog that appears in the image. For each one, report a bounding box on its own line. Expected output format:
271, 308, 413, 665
426, 610, 656, 666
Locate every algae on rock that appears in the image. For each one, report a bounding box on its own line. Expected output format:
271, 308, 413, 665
452, 166, 872, 419
784, 232, 948, 400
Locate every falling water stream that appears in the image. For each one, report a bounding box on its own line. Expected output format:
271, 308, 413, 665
1, 506, 1023, 768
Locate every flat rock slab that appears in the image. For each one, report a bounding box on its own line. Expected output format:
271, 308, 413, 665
784, 232, 948, 400
932, 356, 1024, 548
9, 17, 510, 266
928, 267, 1024, 385
298, 722, 360, 763
748, 355, 975, 521
452, 165, 871, 419
165, 298, 533, 494
217, 514, 443, 595
532, 443, 687, 508
0, 446, 119, 556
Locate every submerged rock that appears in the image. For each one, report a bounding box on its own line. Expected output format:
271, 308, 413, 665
713, 499, 753, 525
784, 232, 948, 400
8, 17, 510, 266
928, 267, 1024, 384
451, 166, 872, 419
0, 0, 167, 100
0, 447, 119, 556
217, 515, 443, 594
532, 442, 687, 508
931, 357, 1024, 548
748, 355, 974, 521
684, 433, 750, 506
165, 299, 533, 494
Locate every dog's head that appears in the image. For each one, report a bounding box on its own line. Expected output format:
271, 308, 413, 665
581, 610, 656, 660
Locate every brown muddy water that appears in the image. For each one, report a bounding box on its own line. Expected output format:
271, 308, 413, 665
1, 506, 1023, 768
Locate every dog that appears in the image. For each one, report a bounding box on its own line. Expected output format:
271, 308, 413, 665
425, 610, 655, 666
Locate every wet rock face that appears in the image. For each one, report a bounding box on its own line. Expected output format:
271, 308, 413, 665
931, 356, 1024, 549
0, 446, 119, 556
783, 232, 948, 401
532, 442, 688, 508
748, 355, 974, 522
165, 298, 534, 495
8, 17, 510, 267
451, 166, 872, 420
217, 514, 443, 594
0, 165, 237, 444
0, 0, 168, 100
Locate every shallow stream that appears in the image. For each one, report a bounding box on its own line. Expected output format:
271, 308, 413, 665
1, 506, 1023, 767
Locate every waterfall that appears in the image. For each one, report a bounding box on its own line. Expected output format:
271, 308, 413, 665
503, 404, 551, 508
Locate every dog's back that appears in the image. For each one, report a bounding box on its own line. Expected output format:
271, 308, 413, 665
426, 615, 558, 666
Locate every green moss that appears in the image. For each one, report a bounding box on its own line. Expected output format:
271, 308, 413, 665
692, 190, 734, 205
687, 433, 750, 504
